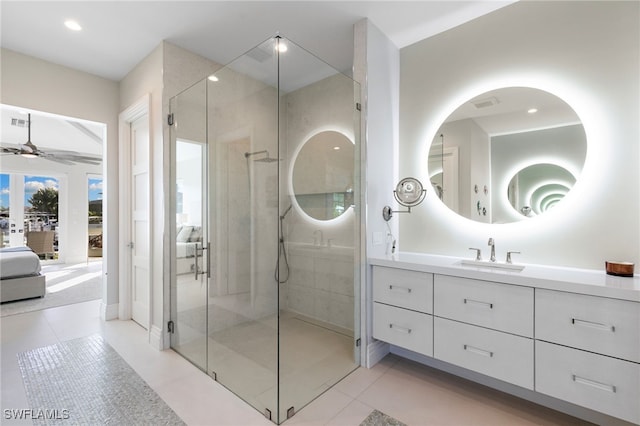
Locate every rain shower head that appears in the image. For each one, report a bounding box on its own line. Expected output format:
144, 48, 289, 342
244, 150, 280, 163
254, 156, 279, 163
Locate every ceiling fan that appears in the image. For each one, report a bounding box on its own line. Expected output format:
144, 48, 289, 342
0, 113, 102, 166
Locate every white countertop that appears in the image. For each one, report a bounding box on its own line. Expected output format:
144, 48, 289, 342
369, 252, 640, 302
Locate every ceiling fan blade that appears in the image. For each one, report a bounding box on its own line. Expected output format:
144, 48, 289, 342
4, 114, 103, 165
1, 146, 20, 154
42, 156, 75, 166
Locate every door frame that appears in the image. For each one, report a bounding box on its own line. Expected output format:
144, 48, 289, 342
118, 94, 151, 330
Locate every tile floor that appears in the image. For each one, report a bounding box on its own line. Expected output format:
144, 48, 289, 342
1, 300, 589, 425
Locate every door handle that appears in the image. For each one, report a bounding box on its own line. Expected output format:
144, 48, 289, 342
194, 243, 210, 280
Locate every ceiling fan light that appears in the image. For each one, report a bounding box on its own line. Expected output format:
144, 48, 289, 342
21, 152, 38, 159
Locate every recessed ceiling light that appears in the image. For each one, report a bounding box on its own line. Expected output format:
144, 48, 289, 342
333, 146, 341, 150
64, 20, 82, 31
527, 108, 538, 114
208, 75, 219, 82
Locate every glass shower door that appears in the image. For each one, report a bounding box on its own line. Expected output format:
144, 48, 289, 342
204, 38, 279, 420
169, 36, 361, 424
170, 79, 209, 372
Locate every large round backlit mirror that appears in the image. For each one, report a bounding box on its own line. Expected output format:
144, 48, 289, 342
428, 87, 586, 223
292, 130, 354, 221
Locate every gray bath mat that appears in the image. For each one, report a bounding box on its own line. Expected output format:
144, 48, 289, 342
17, 334, 184, 425
360, 409, 407, 426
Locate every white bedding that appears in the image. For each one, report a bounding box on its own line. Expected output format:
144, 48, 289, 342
0, 248, 42, 279
176, 241, 201, 258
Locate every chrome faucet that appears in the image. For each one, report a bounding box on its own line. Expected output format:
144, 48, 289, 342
488, 238, 496, 262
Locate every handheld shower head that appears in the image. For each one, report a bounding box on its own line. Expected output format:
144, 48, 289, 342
280, 204, 292, 220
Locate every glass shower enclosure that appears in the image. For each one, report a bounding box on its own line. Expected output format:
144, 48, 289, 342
169, 36, 361, 424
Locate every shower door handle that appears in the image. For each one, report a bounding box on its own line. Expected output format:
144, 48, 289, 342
205, 242, 211, 279
195, 243, 211, 280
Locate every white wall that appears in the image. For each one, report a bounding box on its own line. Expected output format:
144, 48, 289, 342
119, 41, 220, 348
0, 48, 119, 313
354, 19, 400, 366
398, 1, 639, 270
355, 20, 400, 258
119, 44, 163, 343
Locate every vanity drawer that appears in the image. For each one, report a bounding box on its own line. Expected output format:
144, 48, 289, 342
536, 340, 640, 424
535, 289, 640, 362
433, 317, 533, 389
434, 275, 533, 337
372, 266, 433, 314
373, 302, 433, 356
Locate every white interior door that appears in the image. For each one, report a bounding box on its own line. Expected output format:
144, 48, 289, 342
130, 114, 150, 329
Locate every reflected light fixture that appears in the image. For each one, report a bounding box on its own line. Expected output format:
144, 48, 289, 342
208, 75, 219, 82
382, 177, 427, 221
64, 20, 82, 31
527, 108, 538, 114
276, 40, 288, 53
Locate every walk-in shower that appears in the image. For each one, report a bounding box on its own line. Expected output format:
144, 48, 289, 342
169, 36, 361, 424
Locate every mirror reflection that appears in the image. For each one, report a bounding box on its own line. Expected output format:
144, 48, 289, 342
292, 130, 354, 220
428, 87, 587, 223
508, 163, 576, 217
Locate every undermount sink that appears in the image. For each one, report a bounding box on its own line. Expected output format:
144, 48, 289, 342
460, 259, 525, 272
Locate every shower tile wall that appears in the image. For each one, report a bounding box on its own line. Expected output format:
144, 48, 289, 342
282, 73, 357, 333
287, 248, 354, 331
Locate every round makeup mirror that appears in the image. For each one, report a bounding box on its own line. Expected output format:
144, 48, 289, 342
292, 130, 354, 221
428, 87, 586, 223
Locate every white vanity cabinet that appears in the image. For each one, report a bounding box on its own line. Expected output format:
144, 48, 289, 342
535, 289, 640, 424
433, 275, 533, 337
535, 289, 640, 362
433, 275, 534, 389
369, 255, 640, 425
372, 266, 433, 356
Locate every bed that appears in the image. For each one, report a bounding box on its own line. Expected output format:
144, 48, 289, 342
176, 225, 203, 275
0, 246, 46, 303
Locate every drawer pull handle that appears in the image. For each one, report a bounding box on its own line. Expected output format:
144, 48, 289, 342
463, 344, 493, 358
572, 374, 617, 393
464, 298, 493, 309
389, 285, 412, 293
571, 318, 615, 332
389, 324, 412, 334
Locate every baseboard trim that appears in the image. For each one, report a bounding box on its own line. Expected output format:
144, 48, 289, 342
100, 302, 119, 321
366, 339, 390, 368
149, 325, 163, 351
